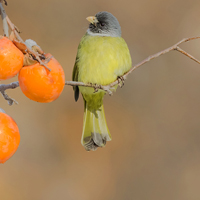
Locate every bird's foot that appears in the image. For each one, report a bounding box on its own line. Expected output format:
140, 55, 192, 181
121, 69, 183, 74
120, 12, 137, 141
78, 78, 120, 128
88, 83, 113, 95
117, 76, 125, 88
88, 83, 101, 93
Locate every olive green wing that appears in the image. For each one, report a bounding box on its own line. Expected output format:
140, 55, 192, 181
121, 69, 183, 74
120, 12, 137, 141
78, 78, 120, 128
72, 56, 79, 101
72, 34, 88, 101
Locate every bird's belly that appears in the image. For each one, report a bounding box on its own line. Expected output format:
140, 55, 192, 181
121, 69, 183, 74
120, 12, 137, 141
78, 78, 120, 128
79, 57, 118, 85
77, 36, 132, 95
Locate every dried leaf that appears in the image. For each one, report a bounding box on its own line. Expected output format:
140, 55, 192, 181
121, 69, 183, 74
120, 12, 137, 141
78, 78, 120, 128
23, 54, 37, 66
13, 40, 27, 54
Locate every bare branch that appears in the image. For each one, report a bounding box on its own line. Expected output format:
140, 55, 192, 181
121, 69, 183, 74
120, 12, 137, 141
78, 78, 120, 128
1, 36, 200, 103
175, 46, 200, 65
0, 2, 9, 37
0, 82, 19, 105
0, 81, 19, 90
1, 90, 18, 105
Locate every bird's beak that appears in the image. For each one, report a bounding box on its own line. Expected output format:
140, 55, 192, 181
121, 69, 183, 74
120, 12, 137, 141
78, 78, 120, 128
86, 16, 98, 25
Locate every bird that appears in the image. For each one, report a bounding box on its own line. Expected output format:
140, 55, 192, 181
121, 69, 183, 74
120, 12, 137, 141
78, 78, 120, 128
72, 11, 132, 151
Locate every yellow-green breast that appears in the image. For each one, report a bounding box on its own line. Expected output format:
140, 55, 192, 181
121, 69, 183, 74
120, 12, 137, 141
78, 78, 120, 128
76, 33, 132, 95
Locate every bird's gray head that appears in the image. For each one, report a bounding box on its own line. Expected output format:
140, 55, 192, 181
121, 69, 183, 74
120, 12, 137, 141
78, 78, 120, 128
86, 11, 121, 37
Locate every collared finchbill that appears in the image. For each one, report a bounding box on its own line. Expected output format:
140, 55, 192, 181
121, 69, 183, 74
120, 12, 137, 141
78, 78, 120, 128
73, 12, 132, 151
86, 16, 99, 25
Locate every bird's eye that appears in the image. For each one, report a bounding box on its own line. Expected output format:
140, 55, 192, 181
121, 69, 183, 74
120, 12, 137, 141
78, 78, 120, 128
101, 22, 105, 26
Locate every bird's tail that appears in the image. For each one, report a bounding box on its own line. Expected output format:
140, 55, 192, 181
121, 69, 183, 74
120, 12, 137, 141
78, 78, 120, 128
81, 101, 111, 151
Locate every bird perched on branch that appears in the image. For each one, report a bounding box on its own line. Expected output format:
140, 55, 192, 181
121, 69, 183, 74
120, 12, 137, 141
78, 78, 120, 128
72, 11, 132, 151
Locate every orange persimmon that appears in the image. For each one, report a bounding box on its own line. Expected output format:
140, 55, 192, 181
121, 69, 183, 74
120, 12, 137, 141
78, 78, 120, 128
0, 36, 24, 80
0, 112, 20, 164
18, 54, 65, 103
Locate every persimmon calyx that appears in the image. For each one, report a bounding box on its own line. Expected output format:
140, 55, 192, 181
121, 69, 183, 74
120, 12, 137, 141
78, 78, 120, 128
23, 53, 38, 66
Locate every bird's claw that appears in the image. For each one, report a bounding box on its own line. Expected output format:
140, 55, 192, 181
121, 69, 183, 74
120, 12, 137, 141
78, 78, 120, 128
88, 83, 100, 93
117, 76, 125, 88
89, 83, 113, 95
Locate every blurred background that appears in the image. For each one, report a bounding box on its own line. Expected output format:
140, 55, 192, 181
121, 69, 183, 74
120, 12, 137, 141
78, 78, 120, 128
1, 0, 200, 199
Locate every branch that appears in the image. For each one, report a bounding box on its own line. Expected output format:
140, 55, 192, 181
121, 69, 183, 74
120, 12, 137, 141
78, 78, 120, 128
1, 36, 200, 104
0, 82, 19, 105
0, 1, 8, 37
0, 81, 19, 90
65, 81, 114, 95
175, 46, 200, 64
1, 90, 18, 105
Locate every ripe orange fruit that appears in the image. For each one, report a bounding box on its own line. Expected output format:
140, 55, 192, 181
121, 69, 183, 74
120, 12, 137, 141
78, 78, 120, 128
0, 36, 24, 80
18, 54, 65, 103
0, 112, 20, 164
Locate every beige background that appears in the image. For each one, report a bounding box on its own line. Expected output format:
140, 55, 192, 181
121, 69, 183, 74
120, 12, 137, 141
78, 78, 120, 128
1, 0, 200, 199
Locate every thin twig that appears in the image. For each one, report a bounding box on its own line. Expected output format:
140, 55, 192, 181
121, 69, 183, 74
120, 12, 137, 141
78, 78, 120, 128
0, 90, 18, 105
0, 82, 19, 105
6, 16, 51, 71
175, 46, 200, 64
0, 2, 9, 37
